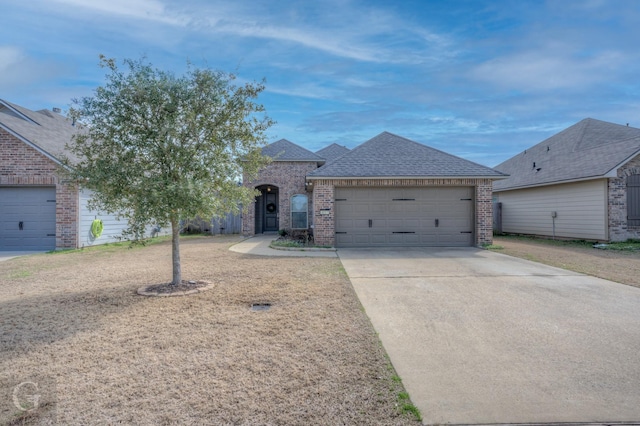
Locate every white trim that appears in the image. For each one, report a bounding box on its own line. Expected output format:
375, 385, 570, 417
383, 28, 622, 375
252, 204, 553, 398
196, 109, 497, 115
604, 149, 640, 177
0, 100, 40, 125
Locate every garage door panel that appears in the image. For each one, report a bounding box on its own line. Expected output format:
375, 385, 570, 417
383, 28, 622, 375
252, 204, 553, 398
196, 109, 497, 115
367, 202, 385, 214
0, 187, 56, 250
335, 187, 474, 247
371, 233, 388, 244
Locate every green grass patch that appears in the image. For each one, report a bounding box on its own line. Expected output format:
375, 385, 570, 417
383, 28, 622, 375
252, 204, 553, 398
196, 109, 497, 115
44, 235, 217, 256
270, 240, 305, 248
7, 270, 33, 279
270, 240, 334, 249
496, 234, 640, 252
399, 402, 422, 421
483, 244, 504, 250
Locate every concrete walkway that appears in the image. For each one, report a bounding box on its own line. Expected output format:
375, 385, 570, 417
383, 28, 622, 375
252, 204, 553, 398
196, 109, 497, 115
339, 247, 640, 425
229, 234, 337, 258
0, 251, 44, 262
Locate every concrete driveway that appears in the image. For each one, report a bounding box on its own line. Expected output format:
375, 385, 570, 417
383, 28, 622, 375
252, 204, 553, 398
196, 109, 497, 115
338, 247, 640, 425
0, 251, 43, 262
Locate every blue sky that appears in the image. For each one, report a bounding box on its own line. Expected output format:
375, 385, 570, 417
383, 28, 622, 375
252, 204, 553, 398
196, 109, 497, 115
1, 0, 639, 167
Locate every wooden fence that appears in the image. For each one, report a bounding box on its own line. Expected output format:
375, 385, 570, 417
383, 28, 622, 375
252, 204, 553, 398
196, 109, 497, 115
182, 211, 242, 235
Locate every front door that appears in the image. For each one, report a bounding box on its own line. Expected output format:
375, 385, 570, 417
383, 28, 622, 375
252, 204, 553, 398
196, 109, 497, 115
264, 191, 278, 232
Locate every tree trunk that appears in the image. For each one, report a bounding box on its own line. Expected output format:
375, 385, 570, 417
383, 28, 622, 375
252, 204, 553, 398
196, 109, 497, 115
171, 217, 181, 285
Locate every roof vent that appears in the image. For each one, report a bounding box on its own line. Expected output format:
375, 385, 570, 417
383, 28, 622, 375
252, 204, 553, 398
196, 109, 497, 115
52, 107, 61, 113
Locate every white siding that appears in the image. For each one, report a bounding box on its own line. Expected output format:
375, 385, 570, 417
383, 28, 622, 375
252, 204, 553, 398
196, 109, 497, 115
78, 190, 134, 247
496, 180, 608, 240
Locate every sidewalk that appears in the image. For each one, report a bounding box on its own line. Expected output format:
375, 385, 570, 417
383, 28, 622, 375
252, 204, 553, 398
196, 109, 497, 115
229, 234, 338, 258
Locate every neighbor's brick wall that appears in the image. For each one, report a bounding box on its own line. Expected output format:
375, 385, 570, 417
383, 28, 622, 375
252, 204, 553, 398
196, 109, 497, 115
243, 161, 318, 236
608, 154, 640, 242
309, 178, 495, 247
0, 129, 79, 249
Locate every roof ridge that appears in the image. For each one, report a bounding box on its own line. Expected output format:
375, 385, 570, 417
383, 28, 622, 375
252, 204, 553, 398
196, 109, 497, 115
380, 131, 507, 173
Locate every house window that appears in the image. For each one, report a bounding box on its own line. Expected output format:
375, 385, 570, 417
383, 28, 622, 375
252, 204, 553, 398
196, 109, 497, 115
628, 174, 640, 226
291, 194, 308, 229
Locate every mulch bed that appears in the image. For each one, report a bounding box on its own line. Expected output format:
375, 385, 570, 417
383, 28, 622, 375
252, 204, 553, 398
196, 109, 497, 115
138, 280, 212, 296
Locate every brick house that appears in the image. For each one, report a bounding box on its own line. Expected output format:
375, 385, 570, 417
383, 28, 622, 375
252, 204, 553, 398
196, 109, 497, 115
244, 132, 507, 247
493, 118, 640, 242
0, 99, 131, 250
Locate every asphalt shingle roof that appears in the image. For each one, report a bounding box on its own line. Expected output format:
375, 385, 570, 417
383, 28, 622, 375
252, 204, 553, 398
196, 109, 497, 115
307, 131, 507, 179
0, 99, 80, 164
315, 143, 350, 163
494, 118, 640, 191
262, 139, 325, 164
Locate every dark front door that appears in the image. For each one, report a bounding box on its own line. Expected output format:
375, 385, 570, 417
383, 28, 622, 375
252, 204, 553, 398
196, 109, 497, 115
264, 191, 278, 232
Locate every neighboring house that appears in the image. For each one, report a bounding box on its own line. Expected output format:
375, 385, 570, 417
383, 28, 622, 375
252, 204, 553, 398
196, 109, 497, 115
243, 132, 507, 247
315, 143, 350, 163
0, 99, 133, 250
493, 118, 640, 242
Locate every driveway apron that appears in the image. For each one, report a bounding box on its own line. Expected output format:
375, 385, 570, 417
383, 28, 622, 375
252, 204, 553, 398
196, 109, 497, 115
338, 247, 640, 425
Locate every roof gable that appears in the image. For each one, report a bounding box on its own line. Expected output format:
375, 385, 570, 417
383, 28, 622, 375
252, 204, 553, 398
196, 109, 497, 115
315, 143, 350, 163
262, 139, 325, 163
494, 118, 640, 191
308, 131, 507, 179
0, 99, 81, 165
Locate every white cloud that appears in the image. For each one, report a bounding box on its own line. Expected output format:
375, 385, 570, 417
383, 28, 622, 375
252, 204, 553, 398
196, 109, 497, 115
190, 1, 454, 64
51, 0, 188, 26
470, 44, 626, 92
0, 46, 24, 73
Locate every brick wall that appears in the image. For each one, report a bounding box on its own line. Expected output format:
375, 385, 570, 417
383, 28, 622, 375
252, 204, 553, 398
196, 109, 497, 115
608, 154, 640, 241
309, 177, 495, 247
311, 181, 334, 246
475, 180, 494, 246
0, 129, 78, 249
243, 161, 318, 236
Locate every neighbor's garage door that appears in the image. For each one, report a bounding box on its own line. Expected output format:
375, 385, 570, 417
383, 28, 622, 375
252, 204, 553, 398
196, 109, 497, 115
335, 187, 474, 247
0, 187, 56, 250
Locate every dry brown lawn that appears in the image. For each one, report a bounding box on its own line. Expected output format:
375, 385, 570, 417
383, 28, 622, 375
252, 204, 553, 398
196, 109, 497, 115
493, 236, 640, 288
0, 236, 418, 425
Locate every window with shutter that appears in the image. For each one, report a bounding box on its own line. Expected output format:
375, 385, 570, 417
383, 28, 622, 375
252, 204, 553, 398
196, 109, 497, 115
627, 175, 640, 226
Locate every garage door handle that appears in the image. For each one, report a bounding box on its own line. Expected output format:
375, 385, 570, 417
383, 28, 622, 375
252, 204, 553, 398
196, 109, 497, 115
435, 219, 439, 227
368, 219, 372, 228
19, 221, 23, 230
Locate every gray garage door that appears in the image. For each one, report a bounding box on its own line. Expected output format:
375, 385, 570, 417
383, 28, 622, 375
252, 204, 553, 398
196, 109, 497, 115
0, 187, 56, 250
335, 187, 474, 247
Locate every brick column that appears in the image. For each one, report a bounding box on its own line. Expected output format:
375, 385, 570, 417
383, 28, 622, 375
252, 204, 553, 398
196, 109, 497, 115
475, 180, 493, 246
312, 181, 335, 247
